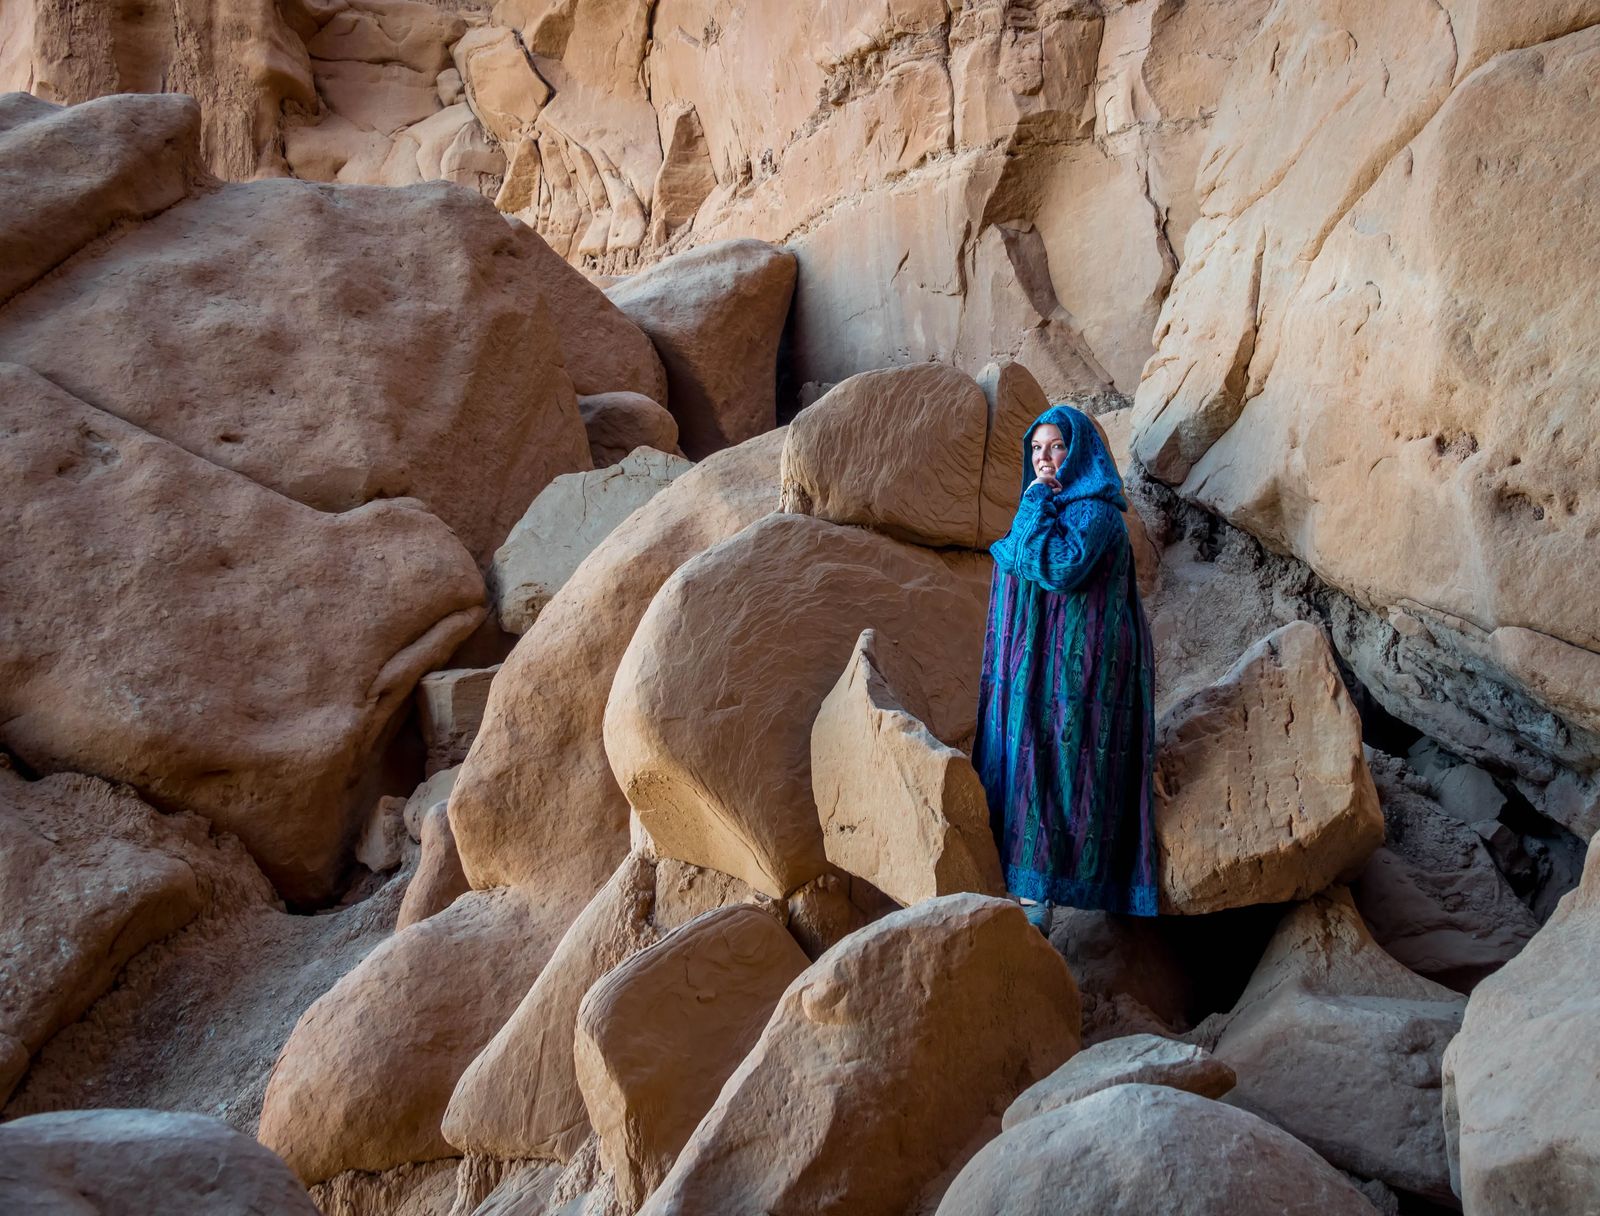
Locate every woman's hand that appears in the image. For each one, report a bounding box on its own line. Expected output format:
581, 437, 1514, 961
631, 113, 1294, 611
1032, 470, 1063, 494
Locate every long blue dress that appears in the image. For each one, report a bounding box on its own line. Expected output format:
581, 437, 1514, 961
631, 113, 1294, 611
973, 404, 1159, 916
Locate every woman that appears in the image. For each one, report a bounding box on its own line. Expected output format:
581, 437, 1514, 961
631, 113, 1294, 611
974, 404, 1158, 928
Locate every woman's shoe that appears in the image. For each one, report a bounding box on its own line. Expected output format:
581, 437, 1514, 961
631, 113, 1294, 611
1022, 900, 1053, 935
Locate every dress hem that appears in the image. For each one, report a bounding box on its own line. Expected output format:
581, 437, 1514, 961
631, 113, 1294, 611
1005, 865, 1160, 917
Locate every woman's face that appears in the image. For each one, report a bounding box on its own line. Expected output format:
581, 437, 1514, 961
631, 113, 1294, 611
1031, 424, 1067, 479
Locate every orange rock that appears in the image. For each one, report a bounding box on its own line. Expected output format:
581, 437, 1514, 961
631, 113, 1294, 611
258, 888, 554, 1184
0, 364, 483, 904
608, 240, 796, 458
395, 802, 469, 931
576, 905, 809, 1210
639, 895, 1080, 1216
1155, 622, 1383, 914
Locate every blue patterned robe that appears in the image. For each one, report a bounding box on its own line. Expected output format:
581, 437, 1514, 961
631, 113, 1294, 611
974, 405, 1158, 916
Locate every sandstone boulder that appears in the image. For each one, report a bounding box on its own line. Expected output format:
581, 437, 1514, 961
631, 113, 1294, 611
607, 239, 797, 458
575, 904, 809, 1209
815, 629, 1004, 906
1003, 1035, 1235, 1130
0, 765, 204, 1103
1046, 908, 1193, 1044
452, 25, 551, 144
490, 448, 695, 635
640, 895, 1080, 1216
443, 855, 660, 1164
1443, 828, 1600, 1213
0, 157, 593, 561
0, 93, 204, 307
938, 1084, 1380, 1216
417, 666, 500, 776
781, 360, 1041, 550
0, 1109, 319, 1215
1156, 621, 1384, 914
605, 514, 990, 898
258, 888, 553, 1183
579, 392, 683, 467
0, 363, 483, 904
448, 429, 784, 911
395, 801, 470, 931
1197, 889, 1464, 1204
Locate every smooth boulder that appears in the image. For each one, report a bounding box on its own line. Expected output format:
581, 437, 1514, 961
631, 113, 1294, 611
1003, 1035, 1235, 1130
0, 363, 483, 904
815, 629, 1004, 906
938, 1084, 1380, 1216
1443, 828, 1600, 1213
575, 905, 809, 1209
639, 895, 1080, 1216
1156, 621, 1384, 913
579, 392, 683, 467
605, 514, 990, 898
607, 239, 797, 458
490, 447, 694, 635
0, 1109, 319, 1215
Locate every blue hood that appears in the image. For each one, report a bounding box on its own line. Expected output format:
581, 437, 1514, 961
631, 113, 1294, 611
1021, 404, 1127, 510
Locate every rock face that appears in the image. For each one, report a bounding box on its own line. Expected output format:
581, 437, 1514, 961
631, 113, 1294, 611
1003, 1035, 1235, 1131
781, 360, 1041, 550
1131, 10, 1600, 834
0, 766, 203, 1103
490, 448, 695, 635
815, 629, 1004, 907
1197, 890, 1464, 1204
0, 1109, 320, 1215
607, 239, 797, 458
0, 362, 483, 904
258, 888, 552, 1184
575, 905, 809, 1210
395, 801, 470, 931
579, 392, 683, 467
1444, 829, 1600, 1213
640, 895, 1080, 1216
1155, 622, 1384, 914
448, 429, 784, 911
938, 1084, 1380, 1216
606, 513, 990, 898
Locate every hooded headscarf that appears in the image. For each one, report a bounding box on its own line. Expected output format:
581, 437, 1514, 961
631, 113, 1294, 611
1015, 403, 1127, 508
989, 404, 1127, 593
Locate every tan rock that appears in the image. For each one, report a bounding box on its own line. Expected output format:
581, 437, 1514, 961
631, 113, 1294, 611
650, 102, 717, 242
575, 905, 809, 1210
605, 514, 990, 898
1155, 622, 1384, 914
0, 765, 204, 1103
1197, 889, 1464, 1204
607, 239, 796, 458
383, 102, 505, 194
578, 392, 683, 467
0, 363, 482, 904
448, 430, 783, 906
443, 854, 659, 1164
305, 0, 465, 77
1003, 1035, 1235, 1131
403, 766, 458, 841
0, 93, 204, 308
1046, 908, 1193, 1045
490, 448, 695, 635
258, 888, 555, 1183
0, 163, 592, 563
938, 1084, 1380, 1216
1131, 11, 1600, 826
417, 665, 500, 776
781, 360, 1041, 550
815, 629, 1004, 907
453, 24, 551, 144
640, 894, 1080, 1216
6, 0, 315, 178
0, 1109, 320, 1215
312, 58, 442, 136
1443, 829, 1600, 1213
395, 801, 470, 931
